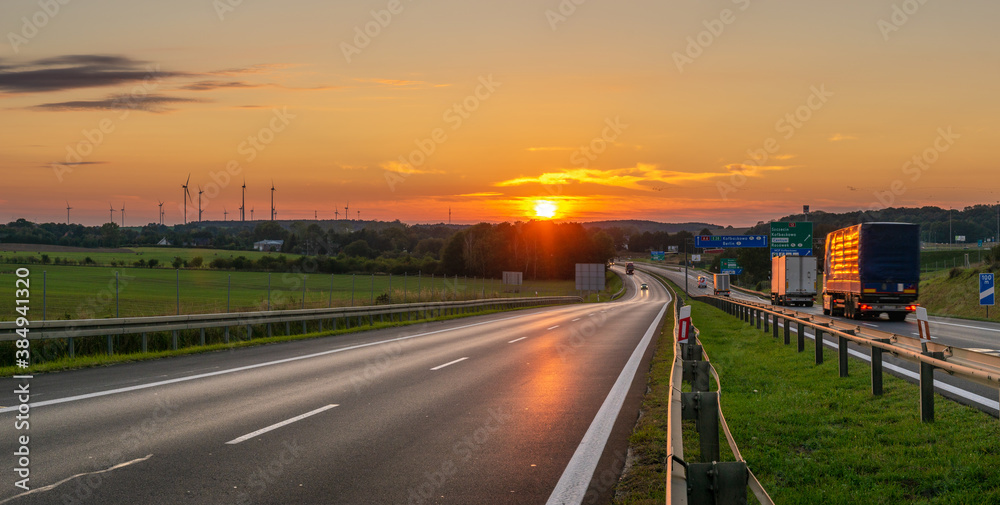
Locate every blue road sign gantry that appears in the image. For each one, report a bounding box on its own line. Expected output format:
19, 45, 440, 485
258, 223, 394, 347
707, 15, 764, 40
980, 273, 995, 306
694, 235, 767, 248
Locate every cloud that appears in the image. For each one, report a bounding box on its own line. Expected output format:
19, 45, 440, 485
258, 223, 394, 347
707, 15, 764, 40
46, 161, 108, 168
495, 163, 796, 190
178, 80, 264, 91
356, 78, 451, 88
456, 192, 503, 197
525, 147, 573, 152
0, 54, 185, 93
32, 94, 205, 113
381, 160, 444, 175
829, 133, 858, 142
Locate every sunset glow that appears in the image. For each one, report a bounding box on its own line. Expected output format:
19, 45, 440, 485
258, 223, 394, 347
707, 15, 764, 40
533, 200, 558, 220
1, 1, 998, 227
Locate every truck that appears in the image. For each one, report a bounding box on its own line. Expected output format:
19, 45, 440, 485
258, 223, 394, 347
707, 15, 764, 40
626, 262, 635, 275
822, 222, 920, 321
713, 273, 730, 296
771, 255, 817, 307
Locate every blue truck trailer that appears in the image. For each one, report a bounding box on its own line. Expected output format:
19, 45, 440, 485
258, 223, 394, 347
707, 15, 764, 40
822, 222, 920, 321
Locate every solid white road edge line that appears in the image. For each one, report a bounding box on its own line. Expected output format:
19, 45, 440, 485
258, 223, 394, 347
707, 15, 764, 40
430, 357, 469, 371
0, 310, 554, 413
546, 301, 669, 505
226, 404, 338, 445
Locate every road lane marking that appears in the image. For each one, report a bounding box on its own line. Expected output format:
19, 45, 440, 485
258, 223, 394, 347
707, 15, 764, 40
929, 319, 1000, 333
0, 454, 153, 504
508, 337, 527, 343
226, 404, 338, 445
547, 325, 560, 330
431, 357, 469, 371
571, 318, 581, 322
547, 301, 670, 505
0, 311, 552, 413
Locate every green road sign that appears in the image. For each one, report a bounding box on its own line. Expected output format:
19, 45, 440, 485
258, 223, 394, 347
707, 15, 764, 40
770, 222, 813, 256
721, 258, 739, 269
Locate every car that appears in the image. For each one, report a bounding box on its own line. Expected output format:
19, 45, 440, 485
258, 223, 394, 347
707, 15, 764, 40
640, 283, 648, 291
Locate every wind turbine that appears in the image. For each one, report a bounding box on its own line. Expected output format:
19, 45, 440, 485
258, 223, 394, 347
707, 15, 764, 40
240, 178, 246, 222
357, 210, 360, 221
250, 207, 254, 221
270, 180, 275, 221
181, 174, 192, 224
120, 202, 126, 227
345, 202, 349, 220
66, 201, 72, 224
198, 185, 204, 222
109, 203, 115, 224
335, 207, 339, 220
314, 210, 318, 220
158, 200, 164, 225
224, 208, 228, 221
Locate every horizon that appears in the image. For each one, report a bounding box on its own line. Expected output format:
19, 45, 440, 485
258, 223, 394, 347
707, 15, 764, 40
3, 2, 999, 227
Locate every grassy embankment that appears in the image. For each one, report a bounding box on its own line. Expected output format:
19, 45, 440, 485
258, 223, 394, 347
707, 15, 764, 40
614, 277, 1000, 504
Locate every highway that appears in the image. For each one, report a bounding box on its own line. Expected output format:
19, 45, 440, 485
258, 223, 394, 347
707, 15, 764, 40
0, 267, 668, 504
644, 263, 1000, 417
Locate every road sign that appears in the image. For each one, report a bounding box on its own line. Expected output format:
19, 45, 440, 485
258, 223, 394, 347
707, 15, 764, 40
677, 305, 692, 343
980, 273, 995, 306
979, 240, 984, 248
721, 259, 738, 269
770, 222, 813, 257
721, 268, 744, 275
651, 251, 665, 261
694, 235, 767, 248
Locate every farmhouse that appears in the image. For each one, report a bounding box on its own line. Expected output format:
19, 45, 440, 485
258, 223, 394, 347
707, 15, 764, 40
253, 239, 284, 252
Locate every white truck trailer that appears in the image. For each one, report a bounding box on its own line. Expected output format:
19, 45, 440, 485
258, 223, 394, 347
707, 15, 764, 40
770, 255, 817, 307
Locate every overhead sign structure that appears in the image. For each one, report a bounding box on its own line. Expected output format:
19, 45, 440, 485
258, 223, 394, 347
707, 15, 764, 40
694, 235, 768, 248
703, 248, 724, 254
770, 222, 813, 257
980, 273, 995, 306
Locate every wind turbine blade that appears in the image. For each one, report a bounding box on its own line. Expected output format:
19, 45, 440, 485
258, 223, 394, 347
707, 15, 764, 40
185, 173, 191, 186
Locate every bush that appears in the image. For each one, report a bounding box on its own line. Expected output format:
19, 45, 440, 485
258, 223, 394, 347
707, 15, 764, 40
189, 256, 204, 268
147, 258, 159, 268
84, 256, 94, 264
949, 267, 963, 279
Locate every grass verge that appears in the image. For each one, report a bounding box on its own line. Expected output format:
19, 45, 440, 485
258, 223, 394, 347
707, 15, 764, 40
615, 276, 1000, 504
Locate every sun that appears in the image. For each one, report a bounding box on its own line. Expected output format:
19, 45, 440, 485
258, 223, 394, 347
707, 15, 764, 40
533, 200, 558, 219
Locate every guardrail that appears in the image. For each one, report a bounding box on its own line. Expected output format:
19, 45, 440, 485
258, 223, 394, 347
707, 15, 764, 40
1, 296, 581, 359
703, 295, 1000, 422
656, 275, 773, 505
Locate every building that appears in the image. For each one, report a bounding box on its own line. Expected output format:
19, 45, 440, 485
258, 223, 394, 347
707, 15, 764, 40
253, 239, 284, 252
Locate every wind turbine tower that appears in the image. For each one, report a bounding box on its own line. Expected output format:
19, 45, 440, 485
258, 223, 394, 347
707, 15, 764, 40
181, 174, 192, 224
270, 181, 276, 221
158, 200, 164, 225
345, 202, 350, 220
241, 178, 246, 222
120, 203, 126, 227
66, 201, 72, 224
109, 203, 115, 224
198, 185, 204, 222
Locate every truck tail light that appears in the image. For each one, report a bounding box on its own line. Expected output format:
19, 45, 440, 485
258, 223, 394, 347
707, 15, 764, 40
906, 305, 918, 311
859, 304, 872, 311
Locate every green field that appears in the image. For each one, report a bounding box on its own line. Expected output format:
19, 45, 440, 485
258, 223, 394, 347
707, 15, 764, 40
0, 246, 302, 267
0, 264, 599, 319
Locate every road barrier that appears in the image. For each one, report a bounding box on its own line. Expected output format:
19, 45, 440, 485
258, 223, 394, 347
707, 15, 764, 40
659, 277, 774, 505
703, 295, 1000, 422
0, 296, 581, 362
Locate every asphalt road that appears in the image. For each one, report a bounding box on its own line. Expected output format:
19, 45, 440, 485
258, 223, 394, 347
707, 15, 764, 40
645, 264, 1000, 417
0, 267, 669, 504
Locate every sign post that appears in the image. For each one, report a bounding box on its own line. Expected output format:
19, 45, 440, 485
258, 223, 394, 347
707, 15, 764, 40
981, 273, 995, 318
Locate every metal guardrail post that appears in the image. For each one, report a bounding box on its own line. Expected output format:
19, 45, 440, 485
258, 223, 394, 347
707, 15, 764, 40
200, 328, 206, 346
871, 338, 889, 396
797, 321, 805, 352
172, 330, 178, 350
687, 462, 749, 505
682, 392, 721, 463
142, 333, 148, 353
921, 351, 944, 422
763, 312, 769, 333
839, 330, 854, 378
783, 317, 790, 345
771, 314, 778, 339
107, 335, 113, 355
815, 327, 824, 365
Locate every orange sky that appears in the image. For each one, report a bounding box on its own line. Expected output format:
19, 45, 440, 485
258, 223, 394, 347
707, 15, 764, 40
2, 1, 999, 226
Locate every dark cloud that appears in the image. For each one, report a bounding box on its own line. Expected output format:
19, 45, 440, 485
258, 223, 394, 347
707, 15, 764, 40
46, 161, 108, 167
32, 94, 206, 113
179, 80, 262, 91
0, 54, 186, 93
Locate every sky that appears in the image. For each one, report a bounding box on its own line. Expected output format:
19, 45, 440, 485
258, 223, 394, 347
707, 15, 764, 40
2, 0, 999, 227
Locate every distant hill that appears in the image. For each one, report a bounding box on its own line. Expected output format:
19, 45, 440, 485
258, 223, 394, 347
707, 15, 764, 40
582, 220, 729, 234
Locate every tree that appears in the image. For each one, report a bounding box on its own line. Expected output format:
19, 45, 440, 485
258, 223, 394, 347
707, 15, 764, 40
343, 239, 373, 258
